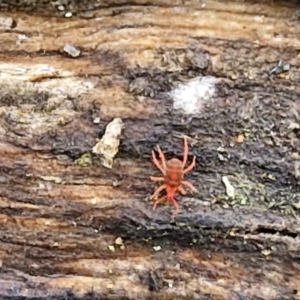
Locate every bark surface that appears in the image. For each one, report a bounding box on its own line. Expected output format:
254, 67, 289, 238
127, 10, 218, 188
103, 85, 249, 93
0, 0, 300, 299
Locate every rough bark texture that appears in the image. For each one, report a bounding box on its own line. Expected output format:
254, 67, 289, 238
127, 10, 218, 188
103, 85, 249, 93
0, 0, 300, 299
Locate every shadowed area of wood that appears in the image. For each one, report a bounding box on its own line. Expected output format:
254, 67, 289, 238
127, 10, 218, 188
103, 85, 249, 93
0, 0, 300, 299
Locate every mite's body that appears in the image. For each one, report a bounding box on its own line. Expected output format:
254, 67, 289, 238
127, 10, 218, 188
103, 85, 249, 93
165, 158, 183, 187
150, 136, 197, 217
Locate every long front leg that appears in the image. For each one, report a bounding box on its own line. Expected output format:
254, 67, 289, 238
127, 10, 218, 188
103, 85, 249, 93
182, 136, 189, 168
152, 150, 165, 175
156, 145, 167, 170
181, 180, 198, 192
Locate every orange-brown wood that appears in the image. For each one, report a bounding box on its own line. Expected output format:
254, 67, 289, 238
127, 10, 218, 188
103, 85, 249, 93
0, 1, 300, 299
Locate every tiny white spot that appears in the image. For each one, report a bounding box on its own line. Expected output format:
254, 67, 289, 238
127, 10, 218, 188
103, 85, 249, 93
91, 198, 97, 205
253, 15, 264, 23
153, 245, 161, 251
65, 11, 73, 18
171, 76, 217, 114
93, 117, 101, 124
16, 34, 28, 45
31, 263, 39, 269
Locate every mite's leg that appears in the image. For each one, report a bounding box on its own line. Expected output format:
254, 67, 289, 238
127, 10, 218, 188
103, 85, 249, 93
170, 198, 180, 217
151, 150, 166, 175
182, 135, 189, 168
181, 180, 198, 192
153, 196, 167, 210
150, 176, 164, 182
183, 156, 196, 174
156, 145, 167, 170
150, 184, 167, 199
177, 186, 187, 195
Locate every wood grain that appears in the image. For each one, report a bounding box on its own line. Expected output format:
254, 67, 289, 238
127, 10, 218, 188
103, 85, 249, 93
0, 0, 300, 299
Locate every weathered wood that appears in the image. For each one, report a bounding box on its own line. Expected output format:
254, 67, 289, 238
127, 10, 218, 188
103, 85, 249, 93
0, 0, 300, 299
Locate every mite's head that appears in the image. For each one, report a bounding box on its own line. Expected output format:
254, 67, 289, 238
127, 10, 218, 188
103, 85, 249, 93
166, 158, 183, 170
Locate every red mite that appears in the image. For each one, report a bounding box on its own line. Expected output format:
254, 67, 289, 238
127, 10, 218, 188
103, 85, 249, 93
150, 136, 197, 216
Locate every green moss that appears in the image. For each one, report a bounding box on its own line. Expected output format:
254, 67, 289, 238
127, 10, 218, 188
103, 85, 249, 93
74, 152, 93, 166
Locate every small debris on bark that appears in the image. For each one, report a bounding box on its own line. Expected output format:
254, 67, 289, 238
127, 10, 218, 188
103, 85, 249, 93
64, 11, 73, 18
153, 245, 162, 251
269, 60, 291, 75
108, 245, 115, 252
63, 44, 81, 57
288, 122, 300, 130
222, 176, 235, 198
93, 117, 101, 124
115, 237, 123, 245
16, 34, 28, 45
92, 118, 124, 169
0, 16, 14, 29
235, 134, 244, 144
